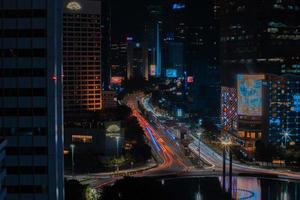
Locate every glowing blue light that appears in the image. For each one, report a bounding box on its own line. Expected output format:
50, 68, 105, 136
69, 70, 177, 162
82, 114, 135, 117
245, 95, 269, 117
172, 3, 186, 10
166, 130, 176, 140
145, 127, 161, 151
166, 69, 177, 78
269, 118, 281, 126
293, 94, 300, 112
176, 108, 183, 117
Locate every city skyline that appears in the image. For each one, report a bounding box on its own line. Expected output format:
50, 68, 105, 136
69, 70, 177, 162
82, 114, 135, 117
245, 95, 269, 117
1, 0, 300, 200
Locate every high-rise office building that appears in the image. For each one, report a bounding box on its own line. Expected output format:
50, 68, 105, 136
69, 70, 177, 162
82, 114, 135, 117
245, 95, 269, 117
220, 0, 300, 152
127, 41, 145, 80
63, 0, 102, 114
101, 0, 111, 90
220, 0, 300, 87
265, 74, 300, 145
145, 5, 163, 77
110, 42, 127, 78
0, 1, 64, 199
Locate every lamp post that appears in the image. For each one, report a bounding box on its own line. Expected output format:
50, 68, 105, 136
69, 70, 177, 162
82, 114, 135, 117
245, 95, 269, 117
70, 144, 75, 178
198, 119, 202, 168
222, 147, 226, 191
198, 131, 202, 168
221, 137, 233, 200
116, 136, 120, 158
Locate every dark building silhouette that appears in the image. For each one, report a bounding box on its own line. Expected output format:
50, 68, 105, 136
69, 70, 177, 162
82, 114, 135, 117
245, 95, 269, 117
0, 1, 64, 199
101, 0, 112, 90
220, 0, 300, 87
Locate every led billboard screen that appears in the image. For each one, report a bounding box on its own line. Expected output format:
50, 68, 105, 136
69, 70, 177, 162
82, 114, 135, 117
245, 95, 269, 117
237, 75, 265, 116
166, 69, 177, 78
111, 76, 124, 85
150, 64, 156, 76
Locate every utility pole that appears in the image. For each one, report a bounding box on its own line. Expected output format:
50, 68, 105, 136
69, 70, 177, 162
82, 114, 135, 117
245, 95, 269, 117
229, 149, 233, 200
70, 144, 75, 178
222, 147, 226, 191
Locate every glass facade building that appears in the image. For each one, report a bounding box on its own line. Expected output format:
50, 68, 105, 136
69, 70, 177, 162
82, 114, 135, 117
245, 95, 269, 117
0, 0, 64, 199
220, 0, 300, 87
266, 75, 300, 145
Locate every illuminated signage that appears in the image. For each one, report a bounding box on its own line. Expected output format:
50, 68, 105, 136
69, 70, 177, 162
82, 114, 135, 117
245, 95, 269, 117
66, 1, 82, 10
166, 69, 177, 78
187, 76, 194, 83
72, 135, 93, 144
111, 76, 124, 85
105, 122, 122, 138
237, 74, 265, 116
126, 36, 133, 42
172, 3, 186, 10
150, 64, 156, 76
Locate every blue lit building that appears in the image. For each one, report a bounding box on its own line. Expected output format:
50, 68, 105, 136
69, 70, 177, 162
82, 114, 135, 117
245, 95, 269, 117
265, 75, 300, 146
0, 1, 64, 199
164, 41, 185, 78
145, 5, 163, 77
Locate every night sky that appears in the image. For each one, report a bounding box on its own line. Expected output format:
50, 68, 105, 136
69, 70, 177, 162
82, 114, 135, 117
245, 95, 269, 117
109, 0, 210, 42
110, 0, 160, 41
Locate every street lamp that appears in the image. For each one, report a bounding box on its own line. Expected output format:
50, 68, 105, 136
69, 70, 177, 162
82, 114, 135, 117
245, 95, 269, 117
70, 144, 75, 178
115, 136, 120, 158
220, 137, 233, 200
198, 119, 203, 168
197, 131, 202, 168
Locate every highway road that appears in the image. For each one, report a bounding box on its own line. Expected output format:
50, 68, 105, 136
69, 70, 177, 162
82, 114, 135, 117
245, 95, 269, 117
89, 93, 192, 189
141, 94, 300, 181
89, 92, 300, 189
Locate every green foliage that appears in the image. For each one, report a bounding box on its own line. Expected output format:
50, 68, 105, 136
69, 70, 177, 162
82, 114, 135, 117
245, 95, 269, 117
85, 187, 101, 200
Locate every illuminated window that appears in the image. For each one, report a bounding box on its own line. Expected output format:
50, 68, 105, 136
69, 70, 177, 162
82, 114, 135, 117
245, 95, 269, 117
72, 135, 93, 143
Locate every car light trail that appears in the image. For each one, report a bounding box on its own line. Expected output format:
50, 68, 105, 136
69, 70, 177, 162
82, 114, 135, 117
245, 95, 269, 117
165, 130, 176, 140
146, 127, 161, 151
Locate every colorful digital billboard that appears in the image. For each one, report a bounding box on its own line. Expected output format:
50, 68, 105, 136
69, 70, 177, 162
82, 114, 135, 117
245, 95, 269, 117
166, 69, 177, 78
237, 75, 265, 116
150, 64, 156, 76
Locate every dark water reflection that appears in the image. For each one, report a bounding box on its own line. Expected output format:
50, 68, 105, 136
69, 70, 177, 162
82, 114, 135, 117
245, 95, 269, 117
101, 176, 300, 200
224, 176, 300, 200
160, 176, 300, 200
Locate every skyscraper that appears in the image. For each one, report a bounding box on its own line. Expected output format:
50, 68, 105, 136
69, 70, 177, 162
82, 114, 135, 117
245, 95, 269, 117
127, 41, 145, 80
101, 0, 111, 90
219, 0, 300, 152
63, 0, 102, 114
0, 1, 64, 199
220, 0, 300, 87
145, 5, 163, 77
